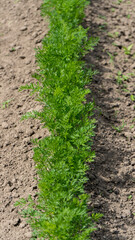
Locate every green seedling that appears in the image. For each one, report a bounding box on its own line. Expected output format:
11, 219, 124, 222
112, 121, 125, 133
123, 44, 133, 55
122, 84, 128, 92
2, 99, 11, 109
98, 15, 106, 20
117, 0, 123, 4
128, 195, 132, 200
111, 8, 115, 12
122, 88, 129, 92
107, 51, 115, 64
132, 53, 135, 59
116, 71, 123, 84
116, 71, 133, 85
127, 14, 131, 19
99, 23, 107, 31
129, 124, 134, 129
108, 32, 119, 38
10, 47, 16, 52
114, 110, 119, 117
130, 95, 135, 101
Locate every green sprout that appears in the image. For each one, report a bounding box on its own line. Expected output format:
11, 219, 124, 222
128, 195, 132, 200
123, 44, 133, 55
2, 99, 12, 109
107, 51, 116, 64
116, 71, 133, 85
112, 121, 125, 133
111, 8, 115, 12
129, 124, 134, 129
108, 32, 119, 38
127, 14, 131, 19
117, 0, 123, 4
98, 15, 106, 20
99, 23, 107, 31
130, 95, 135, 101
10, 47, 16, 52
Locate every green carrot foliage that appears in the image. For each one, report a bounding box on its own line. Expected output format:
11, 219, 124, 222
16, 0, 101, 239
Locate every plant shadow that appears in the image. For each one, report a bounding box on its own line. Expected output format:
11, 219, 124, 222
84, 0, 134, 239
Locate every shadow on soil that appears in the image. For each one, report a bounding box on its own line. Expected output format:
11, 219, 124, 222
84, 0, 131, 239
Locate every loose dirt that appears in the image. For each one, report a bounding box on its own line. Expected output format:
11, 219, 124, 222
0, 0, 134, 240
0, 0, 48, 239
85, 0, 135, 240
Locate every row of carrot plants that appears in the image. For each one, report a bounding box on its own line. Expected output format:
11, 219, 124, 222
16, 0, 101, 239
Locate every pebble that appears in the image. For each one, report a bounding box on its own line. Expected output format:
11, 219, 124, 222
12, 217, 21, 226
26, 129, 35, 136
15, 46, 21, 50
20, 55, 26, 59
2, 122, 8, 129
24, 232, 32, 238
131, 63, 135, 69
20, 26, 27, 31
121, 209, 130, 218
114, 41, 122, 47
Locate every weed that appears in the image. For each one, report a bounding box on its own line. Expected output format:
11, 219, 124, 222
127, 14, 131, 19
10, 47, 16, 52
123, 44, 133, 55
116, 71, 133, 85
99, 23, 107, 31
107, 51, 115, 64
129, 124, 134, 129
111, 8, 115, 12
108, 32, 119, 38
98, 15, 106, 20
112, 121, 125, 132
117, 0, 123, 4
128, 195, 132, 200
130, 95, 135, 101
1, 99, 11, 109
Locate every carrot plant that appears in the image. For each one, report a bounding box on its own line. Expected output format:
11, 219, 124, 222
15, 0, 101, 239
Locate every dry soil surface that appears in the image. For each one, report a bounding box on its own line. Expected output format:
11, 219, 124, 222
0, 0, 48, 239
0, 0, 135, 240
85, 0, 135, 240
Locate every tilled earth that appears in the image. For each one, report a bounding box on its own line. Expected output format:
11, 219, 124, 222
0, 0, 135, 240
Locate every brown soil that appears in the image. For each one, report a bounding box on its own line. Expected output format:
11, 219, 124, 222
0, 0, 48, 239
0, 0, 134, 240
85, 0, 135, 240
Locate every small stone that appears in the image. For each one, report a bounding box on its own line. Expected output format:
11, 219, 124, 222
20, 26, 27, 31
15, 46, 21, 50
121, 209, 130, 218
12, 217, 21, 226
131, 63, 135, 69
32, 32, 38, 38
24, 232, 32, 238
35, 38, 42, 44
114, 41, 122, 47
25, 60, 31, 65
20, 55, 26, 59
2, 122, 8, 129
4, 141, 11, 147
26, 129, 35, 136
0, 65, 4, 69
